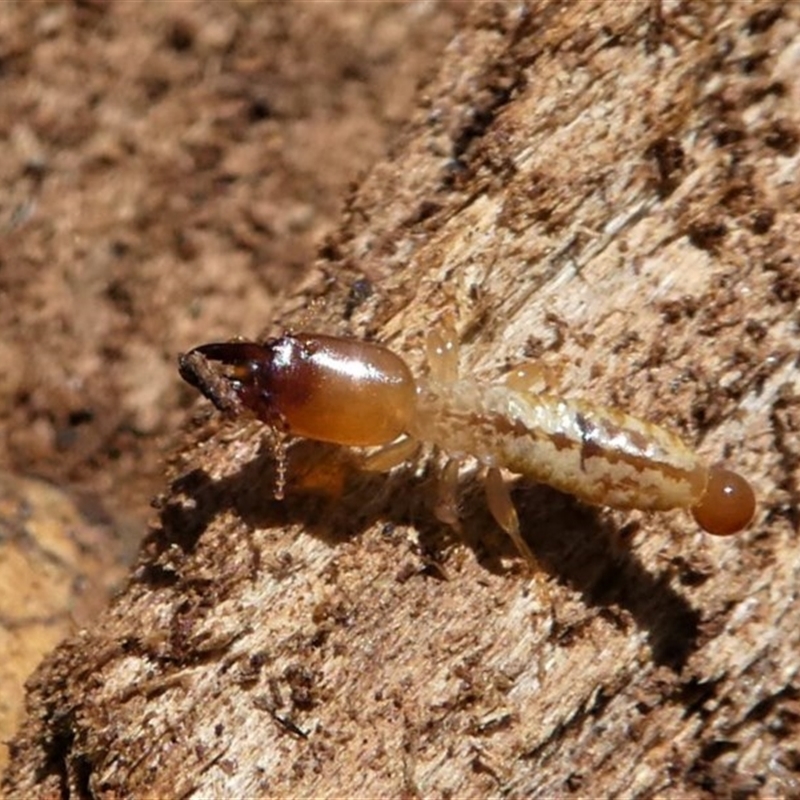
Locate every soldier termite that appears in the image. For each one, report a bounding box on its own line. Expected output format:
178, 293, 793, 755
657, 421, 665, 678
179, 326, 755, 564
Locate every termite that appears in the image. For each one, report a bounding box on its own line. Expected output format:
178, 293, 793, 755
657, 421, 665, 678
178, 326, 755, 564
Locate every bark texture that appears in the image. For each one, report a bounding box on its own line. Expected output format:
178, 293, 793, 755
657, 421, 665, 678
5, 1, 800, 797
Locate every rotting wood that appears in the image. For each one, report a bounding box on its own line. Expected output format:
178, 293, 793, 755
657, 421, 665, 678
5, 1, 800, 797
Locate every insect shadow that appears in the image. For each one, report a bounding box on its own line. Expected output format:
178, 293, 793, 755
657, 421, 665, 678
154, 437, 701, 672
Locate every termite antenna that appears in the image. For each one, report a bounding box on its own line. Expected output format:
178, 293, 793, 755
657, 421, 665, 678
691, 466, 756, 536
272, 433, 288, 501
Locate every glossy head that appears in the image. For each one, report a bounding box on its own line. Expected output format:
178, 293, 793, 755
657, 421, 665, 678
179, 334, 417, 446
691, 466, 756, 536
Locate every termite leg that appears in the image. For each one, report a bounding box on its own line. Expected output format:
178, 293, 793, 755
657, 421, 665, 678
484, 467, 538, 568
434, 457, 462, 531
362, 436, 421, 472
504, 362, 564, 394
426, 316, 460, 385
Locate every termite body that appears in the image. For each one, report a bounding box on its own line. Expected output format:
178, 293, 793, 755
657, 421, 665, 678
179, 328, 755, 561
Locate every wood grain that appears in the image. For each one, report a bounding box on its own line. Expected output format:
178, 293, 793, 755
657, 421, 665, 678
5, 2, 799, 796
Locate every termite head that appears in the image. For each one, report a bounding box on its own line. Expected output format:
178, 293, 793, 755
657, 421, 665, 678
691, 466, 756, 536
178, 340, 292, 428
180, 333, 416, 446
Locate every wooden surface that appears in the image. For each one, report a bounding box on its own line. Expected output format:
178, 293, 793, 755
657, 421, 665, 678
5, 2, 800, 797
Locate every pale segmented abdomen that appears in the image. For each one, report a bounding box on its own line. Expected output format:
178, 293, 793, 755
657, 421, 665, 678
410, 381, 708, 512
